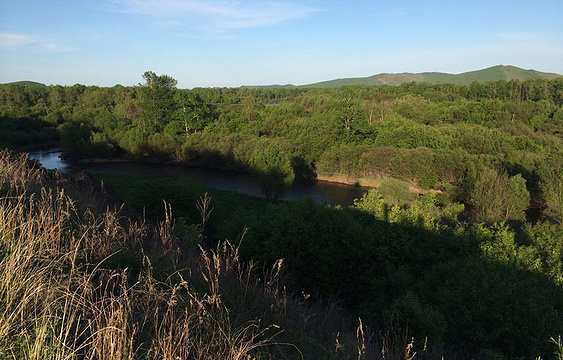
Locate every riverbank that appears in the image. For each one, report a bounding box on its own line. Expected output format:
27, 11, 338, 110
316, 173, 382, 188
316, 173, 445, 196
29, 149, 372, 207
31, 149, 454, 202
71, 153, 378, 189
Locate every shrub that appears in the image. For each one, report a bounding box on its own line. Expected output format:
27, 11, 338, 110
377, 178, 416, 207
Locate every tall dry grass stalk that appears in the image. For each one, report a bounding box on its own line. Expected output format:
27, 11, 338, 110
148, 236, 284, 359
0, 151, 141, 359
0, 151, 42, 192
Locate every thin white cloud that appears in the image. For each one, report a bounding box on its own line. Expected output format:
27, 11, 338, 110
378, 7, 413, 17
0, 33, 34, 48
494, 31, 544, 42
110, 0, 318, 30
0, 32, 75, 52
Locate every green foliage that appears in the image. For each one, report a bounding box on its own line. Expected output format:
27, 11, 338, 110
3, 78, 563, 358
376, 178, 415, 207
537, 147, 563, 224
358, 146, 396, 177
173, 89, 215, 135
32, 76, 561, 359
316, 144, 366, 177
118, 126, 148, 156
249, 139, 295, 202
0, 115, 58, 148
385, 292, 446, 344
139, 71, 177, 133
58, 120, 92, 156
94, 168, 563, 359
519, 223, 563, 284
336, 96, 365, 135
2, 76, 563, 223
469, 169, 530, 222
242, 94, 258, 123
90, 132, 117, 158
390, 147, 437, 188
146, 132, 182, 160
353, 189, 387, 215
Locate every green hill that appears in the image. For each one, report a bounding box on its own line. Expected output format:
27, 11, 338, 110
4, 80, 46, 87
300, 65, 562, 88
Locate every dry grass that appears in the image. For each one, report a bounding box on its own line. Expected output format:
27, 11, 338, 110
0, 150, 439, 359
0, 150, 281, 359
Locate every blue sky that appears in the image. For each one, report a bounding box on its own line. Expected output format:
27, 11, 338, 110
1, 0, 562, 88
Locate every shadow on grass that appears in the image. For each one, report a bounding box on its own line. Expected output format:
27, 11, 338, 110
96, 169, 563, 359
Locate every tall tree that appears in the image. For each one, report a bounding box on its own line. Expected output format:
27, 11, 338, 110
139, 71, 177, 133
242, 94, 257, 123
338, 97, 362, 132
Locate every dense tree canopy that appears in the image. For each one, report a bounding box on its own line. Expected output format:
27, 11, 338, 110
1, 74, 563, 218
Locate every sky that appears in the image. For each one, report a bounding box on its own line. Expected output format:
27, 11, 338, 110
1, 0, 562, 88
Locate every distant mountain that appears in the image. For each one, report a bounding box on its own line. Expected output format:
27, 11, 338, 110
299, 65, 562, 88
3, 81, 46, 87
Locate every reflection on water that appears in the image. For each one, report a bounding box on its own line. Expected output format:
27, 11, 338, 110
29, 149, 370, 207
28, 149, 71, 173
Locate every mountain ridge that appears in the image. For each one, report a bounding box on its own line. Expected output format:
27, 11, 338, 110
297, 65, 561, 88
4, 66, 561, 89
3, 80, 47, 87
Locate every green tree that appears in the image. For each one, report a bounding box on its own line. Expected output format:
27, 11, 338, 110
377, 178, 416, 207
58, 121, 92, 157
537, 148, 563, 224
242, 95, 258, 123
173, 90, 214, 136
139, 71, 177, 133
249, 139, 294, 202
470, 169, 530, 222
338, 97, 362, 132
358, 146, 396, 177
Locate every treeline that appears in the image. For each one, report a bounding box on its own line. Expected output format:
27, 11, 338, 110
1, 74, 562, 221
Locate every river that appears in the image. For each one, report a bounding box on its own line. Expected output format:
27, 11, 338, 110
29, 149, 371, 207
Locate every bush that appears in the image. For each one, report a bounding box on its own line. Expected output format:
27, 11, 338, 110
470, 169, 530, 222
377, 178, 416, 207
358, 146, 396, 177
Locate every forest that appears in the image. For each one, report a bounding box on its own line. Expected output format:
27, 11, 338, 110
1, 73, 563, 359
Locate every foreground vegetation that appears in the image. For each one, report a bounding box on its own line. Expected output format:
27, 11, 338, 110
2, 150, 398, 359
93, 171, 563, 359
2, 149, 563, 358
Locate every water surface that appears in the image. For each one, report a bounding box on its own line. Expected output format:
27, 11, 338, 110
29, 149, 370, 207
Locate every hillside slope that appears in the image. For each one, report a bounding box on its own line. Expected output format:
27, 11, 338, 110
300, 65, 562, 88
3, 80, 47, 87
